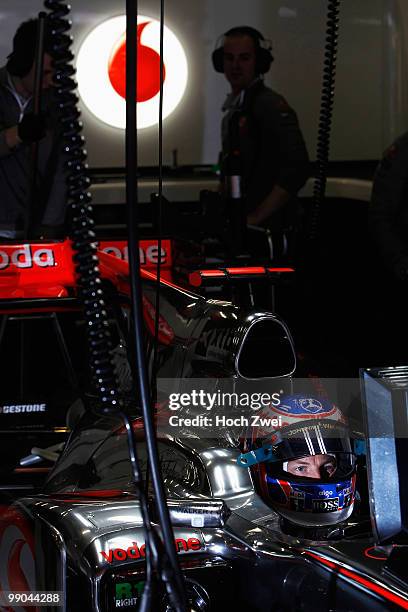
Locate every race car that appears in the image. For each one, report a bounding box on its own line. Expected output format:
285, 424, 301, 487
3, 1, 408, 609
2, 382, 408, 611
0, 236, 294, 501
1, 238, 408, 611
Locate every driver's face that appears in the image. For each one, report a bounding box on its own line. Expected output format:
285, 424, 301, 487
286, 454, 337, 479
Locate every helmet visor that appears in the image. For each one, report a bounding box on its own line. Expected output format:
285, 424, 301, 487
279, 451, 355, 481
267, 422, 355, 481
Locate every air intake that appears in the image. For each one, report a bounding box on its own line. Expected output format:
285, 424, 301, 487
236, 316, 295, 379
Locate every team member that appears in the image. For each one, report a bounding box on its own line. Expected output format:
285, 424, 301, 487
369, 134, 408, 363
370, 134, 408, 282
213, 26, 310, 234
0, 18, 67, 239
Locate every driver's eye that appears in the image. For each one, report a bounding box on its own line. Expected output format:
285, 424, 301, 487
322, 463, 336, 475
294, 465, 307, 472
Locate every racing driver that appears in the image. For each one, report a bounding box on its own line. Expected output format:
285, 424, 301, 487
237, 394, 357, 530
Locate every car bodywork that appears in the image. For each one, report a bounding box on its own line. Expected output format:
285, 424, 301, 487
3, 412, 408, 612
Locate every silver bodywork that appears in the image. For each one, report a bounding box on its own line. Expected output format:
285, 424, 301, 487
17, 432, 404, 612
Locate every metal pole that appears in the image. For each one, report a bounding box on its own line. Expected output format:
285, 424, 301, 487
24, 12, 47, 239
124, 1, 188, 607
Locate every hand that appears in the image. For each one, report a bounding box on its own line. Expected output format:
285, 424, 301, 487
247, 213, 260, 226
247, 185, 291, 227
17, 113, 47, 143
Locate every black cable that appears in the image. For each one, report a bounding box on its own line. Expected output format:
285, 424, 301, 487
145, 0, 167, 576
25, 12, 46, 238
152, 0, 165, 396
308, 0, 340, 241
124, 1, 188, 609
120, 410, 157, 612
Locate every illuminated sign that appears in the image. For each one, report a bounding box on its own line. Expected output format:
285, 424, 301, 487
76, 15, 188, 129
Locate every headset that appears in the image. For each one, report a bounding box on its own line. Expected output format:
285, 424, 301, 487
212, 26, 274, 75
7, 18, 53, 78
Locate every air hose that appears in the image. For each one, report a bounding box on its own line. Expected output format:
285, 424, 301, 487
44, 0, 120, 411
308, 0, 341, 241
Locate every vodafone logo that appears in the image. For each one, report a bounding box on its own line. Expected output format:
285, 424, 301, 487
0, 245, 55, 270
0, 508, 36, 612
98, 239, 172, 269
99, 536, 202, 564
76, 15, 188, 129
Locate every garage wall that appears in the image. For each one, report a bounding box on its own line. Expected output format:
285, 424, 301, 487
0, 0, 406, 167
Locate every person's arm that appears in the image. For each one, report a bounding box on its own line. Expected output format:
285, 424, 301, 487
0, 116, 46, 157
0, 91, 20, 155
4, 125, 21, 150
0, 124, 21, 156
247, 93, 310, 226
247, 184, 290, 225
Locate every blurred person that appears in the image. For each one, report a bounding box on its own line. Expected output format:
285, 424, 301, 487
369, 134, 408, 364
213, 26, 310, 244
0, 18, 67, 239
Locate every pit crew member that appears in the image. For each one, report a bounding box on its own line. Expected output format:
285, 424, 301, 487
0, 18, 67, 239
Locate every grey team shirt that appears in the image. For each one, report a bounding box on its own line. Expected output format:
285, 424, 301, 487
221, 80, 310, 219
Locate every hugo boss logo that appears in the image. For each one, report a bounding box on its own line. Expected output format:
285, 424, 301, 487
312, 497, 339, 512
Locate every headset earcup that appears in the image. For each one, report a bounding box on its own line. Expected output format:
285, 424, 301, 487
6, 52, 33, 77
212, 33, 274, 75
212, 47, 224, 73
257, 48, 274, 74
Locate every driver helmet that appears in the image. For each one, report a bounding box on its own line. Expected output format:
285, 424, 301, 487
238, 394, 356, 527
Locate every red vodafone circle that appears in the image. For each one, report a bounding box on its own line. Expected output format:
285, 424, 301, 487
77, 15, 188, 129
0, 506, 36, 612
108, 22, 166, 102
8, 539, 31, 592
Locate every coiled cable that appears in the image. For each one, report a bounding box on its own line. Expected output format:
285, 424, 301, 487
44, 0, 120, 411
308, 0, 341, 241
44, 1, 160, 603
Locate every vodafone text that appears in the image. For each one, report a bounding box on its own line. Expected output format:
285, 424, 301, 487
0, 245, 55, 270
100, 537, 202, 563
101, 244, 167, 265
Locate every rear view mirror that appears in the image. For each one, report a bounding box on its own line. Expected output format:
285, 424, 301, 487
360, 366, 408, 544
